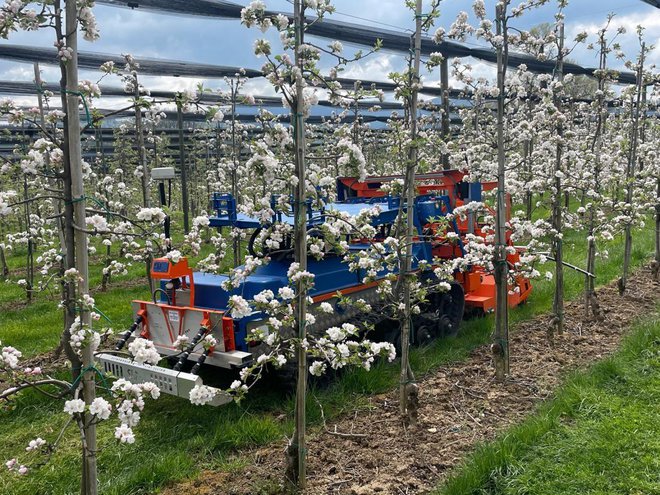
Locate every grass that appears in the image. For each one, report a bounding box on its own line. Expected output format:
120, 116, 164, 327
435, 307, 660, 495
0, 234, 218, 356
0, 219, 656, 494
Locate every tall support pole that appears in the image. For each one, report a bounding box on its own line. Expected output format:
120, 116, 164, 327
399, 0, 422, 421
64, 2, 96, 493
440, 56, 450, 169
290, 0, 309, 488
493, 3, 509, 380
176, 100, 190, 234
552, 20, 565, 336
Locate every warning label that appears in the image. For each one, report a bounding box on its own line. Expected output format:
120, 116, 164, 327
168, 310, 180, 323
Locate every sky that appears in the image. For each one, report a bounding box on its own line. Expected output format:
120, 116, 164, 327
0, 0, 658, 110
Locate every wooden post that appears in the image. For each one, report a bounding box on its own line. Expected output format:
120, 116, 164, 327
493, 2, 509, 380
64, 1, 97, 493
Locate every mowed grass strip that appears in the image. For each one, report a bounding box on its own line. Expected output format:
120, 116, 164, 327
0, 223, 655, 494
0, 237, 220, 356
435, 307, 660, 495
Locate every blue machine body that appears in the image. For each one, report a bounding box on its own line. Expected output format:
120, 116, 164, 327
162, 185, 481, 351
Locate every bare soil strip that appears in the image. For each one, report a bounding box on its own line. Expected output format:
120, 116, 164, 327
164, 266, 658, 494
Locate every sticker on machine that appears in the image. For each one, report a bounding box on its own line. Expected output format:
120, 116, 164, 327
168, 310, 180, 323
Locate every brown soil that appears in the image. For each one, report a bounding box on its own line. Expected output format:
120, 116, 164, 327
161, 266, 659, 495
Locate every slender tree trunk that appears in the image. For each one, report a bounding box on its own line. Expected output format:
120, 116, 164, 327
524, 97, 534, 221
551, 21, 565, 337
231, 83, 241, 267
135, 81, 150, 208
655, 175, 660, 279
64, 2, 97, 493
585, 37, 607, 317
620, 43, 645, 293
35, 63, 67, 254
177, 101, 190, 234
440, 56, 450, 170
54, 0, 81, 380
0, 243, 8, 279
134, 83, 154, 292
23, 176, 33, 303
288, 0, 309, 488
493, 3, 509, 380
399, 0, 422, 423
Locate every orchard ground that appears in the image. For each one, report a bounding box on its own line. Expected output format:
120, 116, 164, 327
0, 216, 657, 494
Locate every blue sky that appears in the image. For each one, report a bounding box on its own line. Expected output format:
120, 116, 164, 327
0, 0, 658, 107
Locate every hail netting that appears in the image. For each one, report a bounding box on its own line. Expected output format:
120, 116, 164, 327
0, 45, 468, 98
94, 0, 641, 84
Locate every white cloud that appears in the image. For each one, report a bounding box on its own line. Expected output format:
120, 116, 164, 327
568, 11, 660, 69
341, 52, 401, 82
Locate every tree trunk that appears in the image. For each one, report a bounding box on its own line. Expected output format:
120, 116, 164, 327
231, 83, 241, 267
440, 56, 450, 170
585, 36, 607, 317
493, 3, 509, 381
0, 244, 8, 279
23, 176, 33, 303
620, 43, 645, 293
54, 0, 81, 384
399, 0, 422, 423
288, 0, 309, 489
135, 81, 150, 208
134, 90, 154, 293
35, 63, 67, 255
64, 1, 97, 493
655, 175, 660, 280
551, 21, 565, 337
177, 101, 190, 234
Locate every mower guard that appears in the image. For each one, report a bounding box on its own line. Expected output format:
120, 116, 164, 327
96, 353, 232, 407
